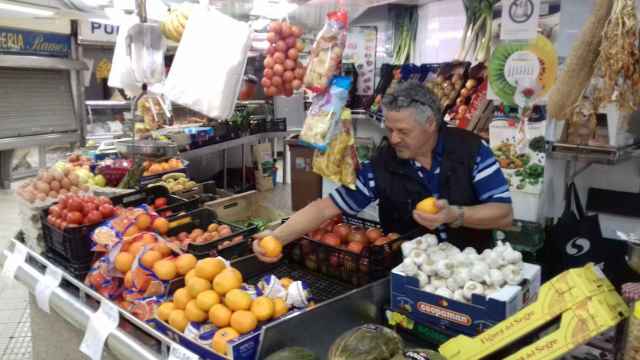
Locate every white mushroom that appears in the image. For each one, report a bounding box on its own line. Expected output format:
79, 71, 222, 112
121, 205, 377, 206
410, 249, 428, 267
483, 268, 506, 287
401, 258, 419, 276
453, 289, 466, 303
435, 259, 456, 278
470, 261, 489, 282
503, 249, 523, 265
401, 240, 417, 258
414, 271, 430, 288
419, 257, 437, 276
431, 277, 446, 289
463, 281, 485, 300
453, 268, 471, 287
501, 264, 524, 285
435, 287, 453, 298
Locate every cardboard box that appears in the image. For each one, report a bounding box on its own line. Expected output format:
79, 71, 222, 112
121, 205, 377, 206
439, 264, 629, 360
205, 190, 288, 232
390, 263, 541, 336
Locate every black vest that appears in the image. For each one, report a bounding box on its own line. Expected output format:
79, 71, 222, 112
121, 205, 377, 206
371, 127, 493, 251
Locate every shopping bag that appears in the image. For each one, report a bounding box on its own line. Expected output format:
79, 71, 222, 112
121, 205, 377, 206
544, 182, 607, 280
164, 7, 251, 119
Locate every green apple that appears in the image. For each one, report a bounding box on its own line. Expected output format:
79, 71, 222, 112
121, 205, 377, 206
93, 175, 106, 187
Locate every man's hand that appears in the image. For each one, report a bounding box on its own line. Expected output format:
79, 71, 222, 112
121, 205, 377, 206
251, 231, 282, 263
412, 199, 457, 230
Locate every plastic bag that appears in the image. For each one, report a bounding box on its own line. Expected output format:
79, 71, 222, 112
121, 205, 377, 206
164, 7, 251, 119
303, 10, 348, 93
312, 109, 358, 189
299, 76, 352, 152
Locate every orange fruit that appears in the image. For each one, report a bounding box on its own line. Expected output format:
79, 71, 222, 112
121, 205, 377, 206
209, 304, 232, 328
168, 309, 188, 332
230, 310, 257, 334
128, 241, 145, 257
273, 298, 289, 318
213, 268, 242, 295
416, 197, 439, 214
207, 223, 219, 232
185, 299, 208, 322
212, 327, 239, 356
185, 269, 197, 286
152, 242, 172, 257
224, 289, 252, 312
260, 236, 283, 258
195, 257, 226, 281
123, 271, 134, 289
279, 277, 293, 289
175, 254, 197, 275
148, 163, 162, 174
156, 302, 175, 321
228, 267, 243, 283
187, 276, 211, 298
196, 290, 220, 312
153, 259, 177, 281
114, 252, 134, 273
141, 250, 162, 268
250, 296, 274, 321
141, 233, 156, 245
173, 288, 191, 310
136, 213, 152, 231
124, 225, 140, 238
153, 217, 169, 234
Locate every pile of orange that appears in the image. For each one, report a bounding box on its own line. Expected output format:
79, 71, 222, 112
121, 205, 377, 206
155, 256, 293, 356
143, 158, 183, 176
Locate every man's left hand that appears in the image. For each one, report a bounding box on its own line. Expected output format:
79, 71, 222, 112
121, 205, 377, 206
412, 199, 457, 230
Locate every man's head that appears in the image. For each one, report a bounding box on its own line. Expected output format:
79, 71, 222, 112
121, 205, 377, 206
382, 80, 443, 159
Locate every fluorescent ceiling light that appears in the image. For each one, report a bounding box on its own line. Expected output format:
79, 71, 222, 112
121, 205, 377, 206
0, 2, 55, 16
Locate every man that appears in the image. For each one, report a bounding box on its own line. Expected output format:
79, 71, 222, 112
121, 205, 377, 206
254, 80, 513, 262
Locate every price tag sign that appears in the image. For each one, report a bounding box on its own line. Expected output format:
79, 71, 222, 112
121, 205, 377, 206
1, 242, 28, 280
169, 344, 198, 360
79, 300, 120, 360
34, 265, 63, 313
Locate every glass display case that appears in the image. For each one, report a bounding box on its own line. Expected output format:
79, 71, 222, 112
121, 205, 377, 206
85, 100, 129, 142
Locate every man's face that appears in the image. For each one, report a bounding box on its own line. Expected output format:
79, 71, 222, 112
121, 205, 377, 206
384, 108, 436, 159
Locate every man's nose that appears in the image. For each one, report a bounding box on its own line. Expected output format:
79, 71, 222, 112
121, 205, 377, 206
390, 132, 401, 145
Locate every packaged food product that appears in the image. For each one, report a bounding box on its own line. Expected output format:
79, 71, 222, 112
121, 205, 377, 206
303, 10, 348, 93
299, 76, 352, 152
312, 109, 358, 189
623, 301, 640, 359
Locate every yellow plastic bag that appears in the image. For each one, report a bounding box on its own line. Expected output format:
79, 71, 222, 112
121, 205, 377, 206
313, 109, 357, 189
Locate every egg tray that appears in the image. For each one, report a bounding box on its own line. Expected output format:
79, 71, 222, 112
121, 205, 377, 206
288, 214, 409, 287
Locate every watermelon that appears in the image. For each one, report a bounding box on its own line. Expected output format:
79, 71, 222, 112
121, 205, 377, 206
328, 324, 404, 360
265, 347, 318, 360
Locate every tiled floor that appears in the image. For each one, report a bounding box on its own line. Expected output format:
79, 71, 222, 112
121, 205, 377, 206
0, 187, 32, 360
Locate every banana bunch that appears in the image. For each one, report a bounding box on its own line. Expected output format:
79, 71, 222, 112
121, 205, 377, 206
160, 5, 191, 43
149, 173, 197, 193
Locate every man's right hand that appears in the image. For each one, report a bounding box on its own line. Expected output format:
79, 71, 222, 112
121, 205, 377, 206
252, 231, 282, 263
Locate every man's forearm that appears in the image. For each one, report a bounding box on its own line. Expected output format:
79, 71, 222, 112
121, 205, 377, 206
273, 197, 343, 244
460, 203, 513, 230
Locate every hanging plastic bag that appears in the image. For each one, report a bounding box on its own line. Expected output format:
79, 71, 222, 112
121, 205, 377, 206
303, 10, 348, 93
312, 109, 358, 189
164, 7, 251, 119
300, 76, 352, 152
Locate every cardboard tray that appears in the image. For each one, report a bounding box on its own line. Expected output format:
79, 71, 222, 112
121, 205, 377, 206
204, 190, 289, 232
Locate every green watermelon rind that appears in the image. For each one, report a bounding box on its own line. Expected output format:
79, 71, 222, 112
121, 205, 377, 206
327, 324, 404, 360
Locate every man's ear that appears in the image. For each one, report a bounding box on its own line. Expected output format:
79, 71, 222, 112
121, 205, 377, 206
426, 117, 438, 132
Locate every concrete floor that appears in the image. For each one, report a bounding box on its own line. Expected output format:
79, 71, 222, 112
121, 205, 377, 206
0, 186, 32, 360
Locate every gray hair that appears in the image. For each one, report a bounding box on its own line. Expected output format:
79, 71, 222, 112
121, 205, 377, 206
382, 80, 443, 125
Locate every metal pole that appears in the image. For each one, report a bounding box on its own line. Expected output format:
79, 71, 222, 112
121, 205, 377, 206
222, 148, 228, 190
241, 144, 246, 191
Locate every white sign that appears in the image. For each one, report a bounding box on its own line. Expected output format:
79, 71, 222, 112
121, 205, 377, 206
34, 265, 63, 313
78, 20, 121, 44
79, 300, 120, 360
500, 0, 541, 40
1, 242, 28, 281
504, 50, 540, 87
169, 344, 198, 360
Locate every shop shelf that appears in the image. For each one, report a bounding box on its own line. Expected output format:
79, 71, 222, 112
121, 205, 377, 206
547, 141, 640, 164
110, 185, 199, 217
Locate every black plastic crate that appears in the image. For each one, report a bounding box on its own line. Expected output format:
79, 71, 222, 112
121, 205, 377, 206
44, 251, 92, 280
40, 210, 98, 264
110, 186, 199, 217
287, 215, 405, 286
166, 208, 258, 260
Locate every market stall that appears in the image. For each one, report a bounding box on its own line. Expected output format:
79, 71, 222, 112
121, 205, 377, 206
2, 0, 640, 359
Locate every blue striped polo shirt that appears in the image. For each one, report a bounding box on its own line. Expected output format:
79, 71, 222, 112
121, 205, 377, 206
329, 138, 511, 239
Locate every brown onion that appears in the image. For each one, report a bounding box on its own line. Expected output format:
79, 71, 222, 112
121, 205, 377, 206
273, 52, 286, 64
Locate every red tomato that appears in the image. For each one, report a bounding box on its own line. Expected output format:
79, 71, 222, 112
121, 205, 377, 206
347, 242, 364, 254
365, 228, 383, 242
49, 205, 61, 217
322, 233, 341, 247
66, 211, 83, 225
333, 223, 351, 241
47, 215, 55, 224
99, 204, 115, 218
96, 196, 111, 206
83, 202, 98, 215
67, 198, 83, 212
153, 197, 167, 208
86, 210, 103, 225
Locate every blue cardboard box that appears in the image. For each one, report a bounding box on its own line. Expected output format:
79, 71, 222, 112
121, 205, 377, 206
390, 263, 541, 336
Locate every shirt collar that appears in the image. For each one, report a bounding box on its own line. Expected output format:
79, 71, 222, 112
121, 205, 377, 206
412, 132, 444, 170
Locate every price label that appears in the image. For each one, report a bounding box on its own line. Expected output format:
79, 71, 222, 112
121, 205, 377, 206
34, 265, 63, 313
1, 242, 28, 280
79, 300, 120, 360
169, 344, 198, 360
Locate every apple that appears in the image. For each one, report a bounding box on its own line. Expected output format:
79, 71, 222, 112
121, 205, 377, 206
322, 233, 341, 247
93, 174, 107, 187
365, 228, 383, 242
333, 223, 351, 241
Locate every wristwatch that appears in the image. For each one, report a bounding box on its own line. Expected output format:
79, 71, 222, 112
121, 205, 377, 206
450, 206, 465, 228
